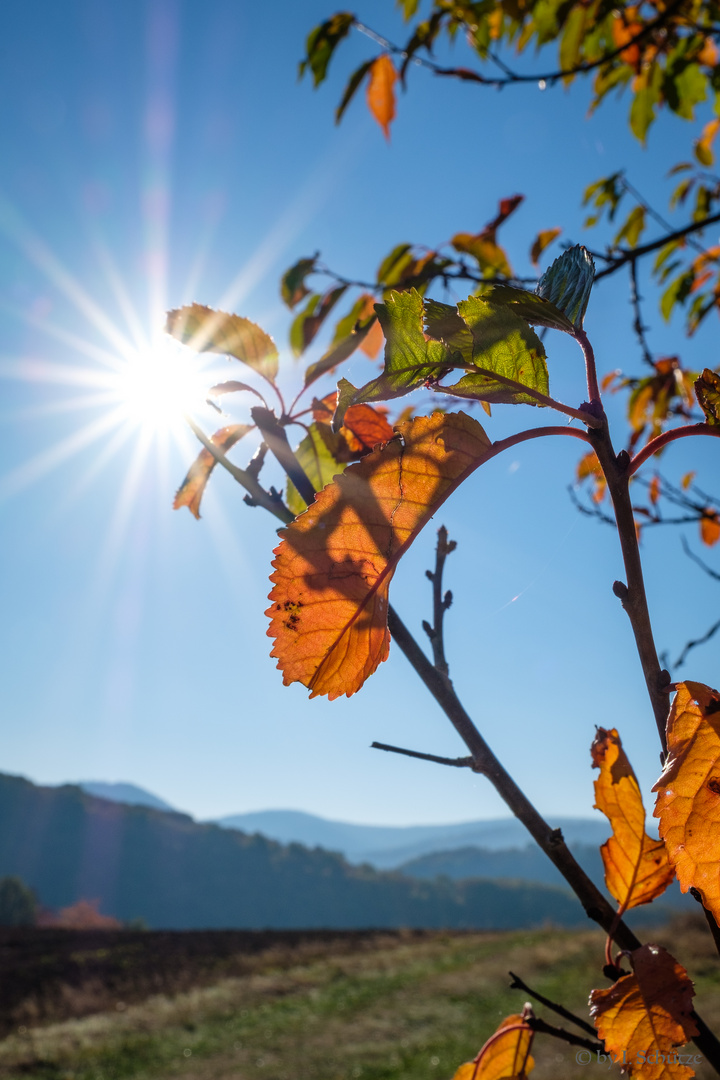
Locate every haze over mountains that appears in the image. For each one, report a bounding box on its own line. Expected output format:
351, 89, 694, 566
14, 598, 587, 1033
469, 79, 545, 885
0, 773, 596, 930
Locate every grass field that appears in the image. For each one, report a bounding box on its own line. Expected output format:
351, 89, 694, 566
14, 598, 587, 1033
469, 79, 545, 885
1, 917, 719, 1080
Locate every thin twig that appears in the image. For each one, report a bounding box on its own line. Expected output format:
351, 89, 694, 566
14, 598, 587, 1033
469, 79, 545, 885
422, 526, 456, 676
675, 617, 720, 668
509, 972, 597, 1036
526, 1016, 603, 1053
184, 415, 293, 524
593, 210, 720, 281
371, 741, 474, 768
628, 259, 654, 369
681, 535, 720, 582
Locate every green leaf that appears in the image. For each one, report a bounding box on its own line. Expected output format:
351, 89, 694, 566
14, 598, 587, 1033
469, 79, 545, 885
423, 299, 473, 360
335, 59, 374, 124
483, 284, 575, 334
630, 64, 661, 143
333, 290, 455, 417
165, 305, 279, 382
614, 205, 646, 249
661, 270, 695, 321
332, 376, 361, 431
304, 317, 375, 389
286, 423, 347, 516
671, 62, 707, 120
559, 5, 586, 78
445, 296, 549, 405
397, 0, 420, 17
377, 243, 414, 286
299, 13, 354, 87
695, 368, 720, 426
281, 256, 318, 309
536, 246, 594, 329
290, 286, 348, 357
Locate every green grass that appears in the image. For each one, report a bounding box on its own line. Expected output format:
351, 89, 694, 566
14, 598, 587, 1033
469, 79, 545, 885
2, 921, 720, 1080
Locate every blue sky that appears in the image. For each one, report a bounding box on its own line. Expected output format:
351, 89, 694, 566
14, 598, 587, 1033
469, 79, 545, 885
1, 0, 718, 826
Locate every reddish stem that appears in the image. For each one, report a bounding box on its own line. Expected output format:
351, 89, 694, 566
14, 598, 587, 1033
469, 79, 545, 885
629, 423, 720, 476
574, 327, 602, 410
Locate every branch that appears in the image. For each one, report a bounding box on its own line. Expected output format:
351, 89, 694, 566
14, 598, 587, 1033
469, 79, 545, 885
526, 1016, 603, 1053
508, 971, 597, 1036
184, 415, 293, 525
421, 526, 456, 676
628, 424, 720, 476
628, 259, 654, 369
371, 741, 474, 768
674, 617, 720, 669
593, 210, 720, 282
681, 535, 720, 582
355, 0, 686, 89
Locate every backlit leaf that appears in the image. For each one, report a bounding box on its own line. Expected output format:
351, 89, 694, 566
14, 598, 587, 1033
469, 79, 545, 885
286, 423, 347, 517
590, 944, 698, 1079
654, 682, 720, 918
694, 118, 720, 166
304, 316, 375, 389
443, 296, 548, 405
342, 403, 394, 452
614, 205, 646, 249
451, 232, 513, 278
338, 289, 455, 415
290, 286, 347, 357
336, 59, 374, 125
630, 63, 661, 143
300, 13, 354, 87
281, 256, 318, 309
591, 727, 674, 912
695, 368, 720, 426
483, 285, 575, 334
452, 1014, 534, 1080
530, 227, 561, 266
266, 412, 492, 699
174, 424, 253, 519
700, 511, 720, 547
536, 245, 594, 329
166, 305, 279, 382
366, 54, 397, 139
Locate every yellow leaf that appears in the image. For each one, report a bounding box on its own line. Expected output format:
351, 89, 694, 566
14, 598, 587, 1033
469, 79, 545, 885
590, 944, 698, 1079
366, 54, 397, 139
166, 304, 278, 382
591, 728, 674, 912
452, 1014, 534, 1080
694, 118, 720, 167
266, 412, 492, 699
529, 227, 561, 267
654, 681, 720, 918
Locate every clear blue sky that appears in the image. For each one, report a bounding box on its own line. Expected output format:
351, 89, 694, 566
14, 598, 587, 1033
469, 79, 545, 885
1, 0, 718, 825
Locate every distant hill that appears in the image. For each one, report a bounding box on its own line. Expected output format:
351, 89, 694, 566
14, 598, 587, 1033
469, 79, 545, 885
397, 844, 693, 910
77, 782, 176, 813
0, 772, 593, 931
212, 809, 613, 868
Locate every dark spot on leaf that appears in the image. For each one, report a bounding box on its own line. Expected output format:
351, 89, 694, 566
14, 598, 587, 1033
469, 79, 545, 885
708, 778, 720, 795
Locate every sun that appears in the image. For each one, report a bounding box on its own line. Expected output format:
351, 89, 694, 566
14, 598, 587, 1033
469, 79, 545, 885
110, 331, 212, 439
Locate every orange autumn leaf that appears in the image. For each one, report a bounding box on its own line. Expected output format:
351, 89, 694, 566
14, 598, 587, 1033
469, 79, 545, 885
700, 511, 720, 547
591, 728, 674, 912
576, 450, 607, 503
654, 681, 720, 919
366, 54, 397, 139
590, 944, 698, 1079
649, 476, 661, 505
341, 403, 394, 453
266, 411, 492, 699
355, 294, 385, 359
174, 423, 253, 519
681, 471, 696, 490
451, 1014, 534, 1080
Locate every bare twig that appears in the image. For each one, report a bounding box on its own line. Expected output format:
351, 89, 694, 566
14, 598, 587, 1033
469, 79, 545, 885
371, 741, 474, 768
628, 260, 654, 369
681, 535, 720, 582
184, 415, 293, 525
509, 971, 597, 1036
674, 617, 720, 668
526, 1016, 603, 1053
422, 526, 457, 676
